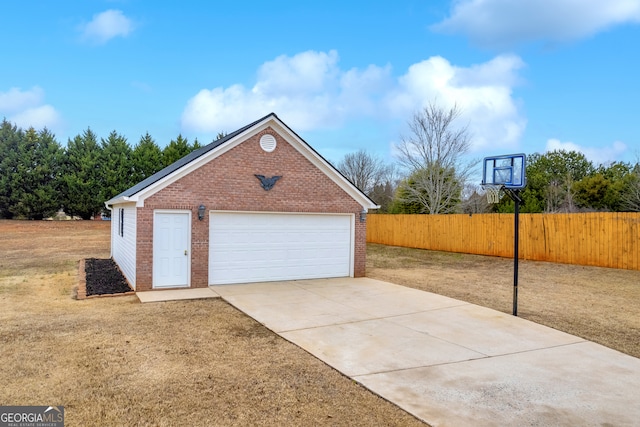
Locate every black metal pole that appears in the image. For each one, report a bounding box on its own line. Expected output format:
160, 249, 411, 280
513, 192, 520, 316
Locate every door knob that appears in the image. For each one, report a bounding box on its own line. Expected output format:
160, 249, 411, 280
184, 250, 188, 256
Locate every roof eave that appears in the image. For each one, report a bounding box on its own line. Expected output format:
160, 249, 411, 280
105, 195, 137, 206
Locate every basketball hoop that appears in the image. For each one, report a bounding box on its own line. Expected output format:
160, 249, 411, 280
481, 153, 527, 317
482, 184, 503, 204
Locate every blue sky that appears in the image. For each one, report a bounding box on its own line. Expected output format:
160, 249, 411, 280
1, 0, 639, 169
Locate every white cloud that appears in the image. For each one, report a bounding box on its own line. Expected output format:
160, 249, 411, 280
80, 10, 134, 44
253, 50, 340, 96
432, 0, 640, 48
0, 86, 44, 113
0, 87, 61, 130
181, 50, 393, 133
181, 50, 525, 152
546, 138, 628, 163
385, 54, 527, 151
338, 64, 394, 116
10, 106, 61, 131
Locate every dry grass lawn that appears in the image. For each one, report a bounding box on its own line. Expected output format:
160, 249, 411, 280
367, 243, 640, 359
0, 221, 425, 427
3, 221, 637, 426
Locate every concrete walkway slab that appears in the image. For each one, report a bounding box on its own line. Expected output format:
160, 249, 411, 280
216, 278, 640, 427
387, 303, 584, 356
223, 294, 373, 331
213, 280, 303, 297
355, 341, 640, 426
136, 287, 219, 303
329, 287, 466, 317
281, 318, 486, 376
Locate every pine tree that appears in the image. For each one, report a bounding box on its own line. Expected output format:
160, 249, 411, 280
0, 120, 24, 218
61, 128, 103, 219
9, 128, 63, 219
0, 122, 62, 219
162, 134, 191, 167
99, 131, 134, 210
132, 132, 163, 182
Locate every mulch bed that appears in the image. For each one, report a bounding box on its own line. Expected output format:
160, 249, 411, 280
85, 258, 132, 296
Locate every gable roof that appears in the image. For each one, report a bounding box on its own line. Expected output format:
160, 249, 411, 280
107, 114, 269, 201
106, 113, 379, 210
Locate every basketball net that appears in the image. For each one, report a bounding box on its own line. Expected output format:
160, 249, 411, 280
483, 184, 503, 204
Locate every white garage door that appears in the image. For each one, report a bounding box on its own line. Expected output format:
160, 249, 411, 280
209, 212, 353, 285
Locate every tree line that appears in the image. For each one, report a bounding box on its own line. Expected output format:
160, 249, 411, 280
0, 119, 207, 220
492, 151, 640, 213
3, 105, 639, 221
336, 104, 640, 214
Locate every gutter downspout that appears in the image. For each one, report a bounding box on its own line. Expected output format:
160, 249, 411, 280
105, 202, 114, 259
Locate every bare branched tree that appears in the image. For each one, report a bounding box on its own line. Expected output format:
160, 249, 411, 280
623, 163, 640, 212
394, 103, 477, 214
461, 183, 491, 214
546, 174, 578, 213
336, 149, 395, 197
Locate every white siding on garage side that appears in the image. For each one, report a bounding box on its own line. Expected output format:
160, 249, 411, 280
111, 205, 137, 289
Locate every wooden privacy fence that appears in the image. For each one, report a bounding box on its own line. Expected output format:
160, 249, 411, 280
367, 213, 640, 271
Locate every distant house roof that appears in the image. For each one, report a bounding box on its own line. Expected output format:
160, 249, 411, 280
105, 112, 379, 210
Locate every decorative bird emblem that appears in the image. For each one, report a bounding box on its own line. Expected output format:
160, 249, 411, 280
255, 174, 282, 191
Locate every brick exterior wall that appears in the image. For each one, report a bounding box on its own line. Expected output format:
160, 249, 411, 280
135, 127, 367, 291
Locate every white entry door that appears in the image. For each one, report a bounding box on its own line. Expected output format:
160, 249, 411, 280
209, 212, 353, 285
153, 211, 190, 288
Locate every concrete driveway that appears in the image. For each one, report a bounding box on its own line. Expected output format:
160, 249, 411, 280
212, 277, 640, 426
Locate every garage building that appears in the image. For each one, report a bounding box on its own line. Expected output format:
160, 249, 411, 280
105, 113, 378, 291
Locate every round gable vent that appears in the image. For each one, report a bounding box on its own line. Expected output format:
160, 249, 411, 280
259, 134, 277, 152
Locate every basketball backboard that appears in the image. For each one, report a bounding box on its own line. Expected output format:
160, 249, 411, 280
481, 153, 526, 189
